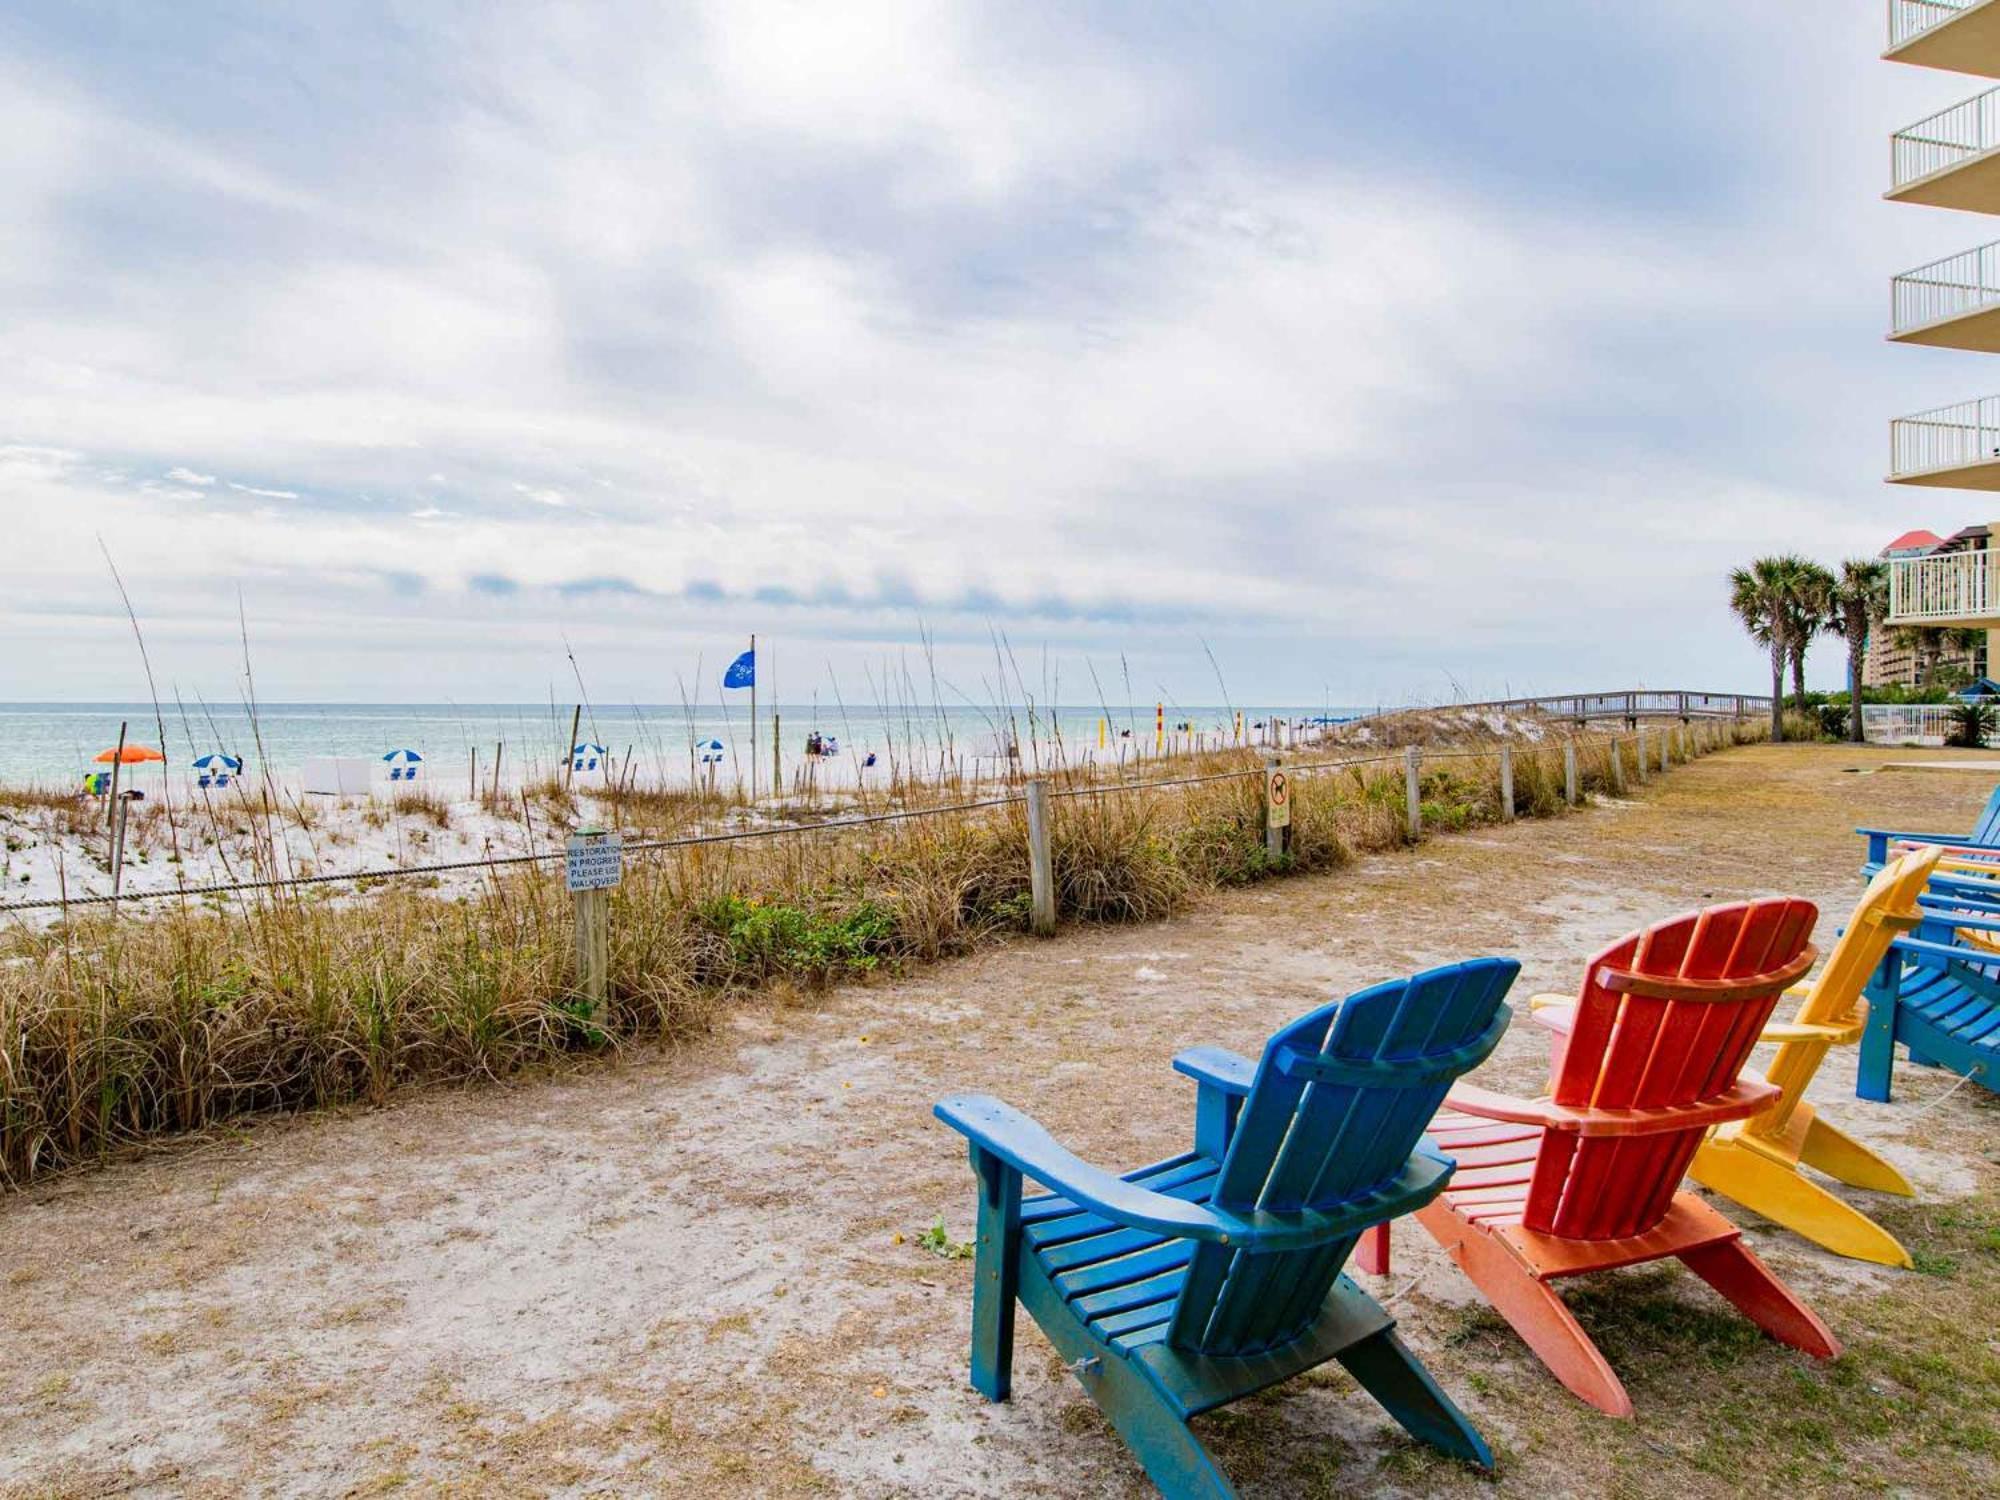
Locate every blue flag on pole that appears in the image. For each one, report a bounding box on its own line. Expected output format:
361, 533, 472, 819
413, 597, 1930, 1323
723, 648, 755, 689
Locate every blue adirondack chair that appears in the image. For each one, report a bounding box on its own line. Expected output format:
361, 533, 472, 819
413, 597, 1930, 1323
933, 958, 1518, 1498
1859, 784, 2000, 873
1859, 897, 2000, 1102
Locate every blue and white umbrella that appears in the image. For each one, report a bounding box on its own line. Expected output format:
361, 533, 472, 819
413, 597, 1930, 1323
571, 741, 607, 770
698, 737, 725, 764
192, 753, 243, 772
381, 749, 424, 766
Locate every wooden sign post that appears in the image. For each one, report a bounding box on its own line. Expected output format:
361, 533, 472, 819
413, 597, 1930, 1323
1025, 779, 1055, 937
1264, 756, 1290, 860
566, 826, 622, 1029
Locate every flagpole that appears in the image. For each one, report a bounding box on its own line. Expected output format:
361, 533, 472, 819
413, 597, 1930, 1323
749, 632, 758, 803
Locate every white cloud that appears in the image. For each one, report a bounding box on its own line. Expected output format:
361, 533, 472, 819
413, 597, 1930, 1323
0, 2, 1926, 703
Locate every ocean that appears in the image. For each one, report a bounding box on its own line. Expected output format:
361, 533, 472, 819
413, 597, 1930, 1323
0, 701, 1367, 791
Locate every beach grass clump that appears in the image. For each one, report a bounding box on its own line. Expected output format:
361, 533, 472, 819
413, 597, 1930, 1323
0, 717, 1767, 1184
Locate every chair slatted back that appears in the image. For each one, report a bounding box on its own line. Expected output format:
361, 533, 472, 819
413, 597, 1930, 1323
1523, 898, 1817, 1239
1165, 958, 1517, 1357
1972, 786, 2000, 845
1757, 849, 1934, 1135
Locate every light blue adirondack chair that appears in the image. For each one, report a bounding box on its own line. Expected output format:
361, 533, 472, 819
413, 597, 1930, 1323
933, 957, 1518, 1498
1860, 784, 2000, 875
1860, 896, 2000, 1103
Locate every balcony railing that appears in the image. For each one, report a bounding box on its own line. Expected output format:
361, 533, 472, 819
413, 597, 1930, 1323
1888, 546, 2000, 623
1891, 0, 1976, 51
1893, 240, 2000, 333
1892, 86, 2000, 187
1891, 395, 2000, 477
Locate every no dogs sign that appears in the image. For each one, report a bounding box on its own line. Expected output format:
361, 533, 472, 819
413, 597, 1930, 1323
1266, 766, 1291, 828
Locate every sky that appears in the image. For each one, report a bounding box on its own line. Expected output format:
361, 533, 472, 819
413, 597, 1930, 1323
0, 1, 1979, 706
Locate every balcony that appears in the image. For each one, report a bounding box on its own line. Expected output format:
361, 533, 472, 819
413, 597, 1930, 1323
1888, 545, 2000, 625
1892, 241, 2000, 347
1888, 87, 2000, 211
1890, 395, 2000, 487
1886, 0, 2000, 78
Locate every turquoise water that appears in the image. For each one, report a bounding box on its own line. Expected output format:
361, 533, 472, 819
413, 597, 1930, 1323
0, 702, 1364, 790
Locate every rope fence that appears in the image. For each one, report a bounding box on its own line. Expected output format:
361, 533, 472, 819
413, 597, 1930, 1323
0, 720, 1744, 917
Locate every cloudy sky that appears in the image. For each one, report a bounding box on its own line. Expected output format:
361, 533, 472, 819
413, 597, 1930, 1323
0, 2, 1975, 706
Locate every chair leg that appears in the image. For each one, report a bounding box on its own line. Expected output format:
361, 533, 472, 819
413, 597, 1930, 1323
1071, 1346, 1238, 1500
1337, 1327, 1493, 1468
1858, 971, 1897, 1103
1677, 1236, 1841, 1359
1797, 1112, 1915, 1197
969, 1147, 1022, 1402
1356, 1222, 1389, 1277
1414, 1202, 1633, 1418
1689, 1140, 1912, 1268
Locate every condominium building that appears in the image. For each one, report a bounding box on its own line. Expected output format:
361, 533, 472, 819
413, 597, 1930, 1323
1882, 2, 2000, 652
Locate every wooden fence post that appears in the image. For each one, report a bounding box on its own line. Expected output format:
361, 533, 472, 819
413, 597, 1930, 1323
1660, 730, 1671, 775
1609, 738, 1624, 794
1263, 755, 1290, 861
566, 826, 619, 1031
1498, 745, 1514, 822
1635, 728, 1649, 783
1405, 747, 1422, 840
1563, 742, 1578, 806
1026, 778, 1056, 937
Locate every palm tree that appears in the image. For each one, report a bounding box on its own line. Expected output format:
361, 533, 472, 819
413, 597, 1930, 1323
1891, 625, 1948, 690
1829, 559, 1887, 743
1784, 560, 1838, 707
1731, 555, 1810, 742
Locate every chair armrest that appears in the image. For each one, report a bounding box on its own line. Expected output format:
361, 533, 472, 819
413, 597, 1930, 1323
1445, 1079, 1780, 1137
1892, 933, 2000, 966
1759, 1018, 1865, 1045
1172, 1046, 1257, 1097
934, 1094, 1456, 1251
936, 1094, 1233, 1242
1526, 995, 1576, 1036
1857, 826, 1998, 848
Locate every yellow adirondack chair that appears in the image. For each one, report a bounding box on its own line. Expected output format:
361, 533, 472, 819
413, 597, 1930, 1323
1529, 847, 1938, 1268
1691, 847, 1940, 1265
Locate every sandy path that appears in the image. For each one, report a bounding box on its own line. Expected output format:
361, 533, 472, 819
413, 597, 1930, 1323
4, 744, 1996, 1498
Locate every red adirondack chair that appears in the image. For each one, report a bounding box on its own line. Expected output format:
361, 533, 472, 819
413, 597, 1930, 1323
1359, 897, 1839, 1417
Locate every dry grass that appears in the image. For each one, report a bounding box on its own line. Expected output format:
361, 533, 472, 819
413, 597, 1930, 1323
0, 718, 1762, 1184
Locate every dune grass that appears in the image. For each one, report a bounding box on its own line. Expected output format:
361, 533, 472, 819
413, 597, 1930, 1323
0, 718, 1759, 1184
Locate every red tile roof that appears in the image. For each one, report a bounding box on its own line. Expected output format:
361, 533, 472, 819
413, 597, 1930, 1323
1883, 528, 1944, 554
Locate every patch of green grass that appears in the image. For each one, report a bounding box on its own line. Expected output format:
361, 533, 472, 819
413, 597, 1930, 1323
916, 1216, 973, 1260
696, 894, 897, 985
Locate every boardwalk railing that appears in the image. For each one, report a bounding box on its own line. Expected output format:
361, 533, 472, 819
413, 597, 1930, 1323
1368, 690, 1772, 726
1891, 0, 1975, 51
1894, 86, 2000, 189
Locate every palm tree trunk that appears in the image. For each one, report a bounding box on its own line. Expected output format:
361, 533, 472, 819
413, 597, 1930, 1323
1790, 641, 1807, 706
1848, 637, 1866, 743
1770, 634, 1787, 742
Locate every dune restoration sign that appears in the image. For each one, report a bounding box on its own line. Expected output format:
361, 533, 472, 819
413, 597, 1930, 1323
565, 831, 623, 892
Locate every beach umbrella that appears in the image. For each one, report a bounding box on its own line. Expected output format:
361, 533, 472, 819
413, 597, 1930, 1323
192, 753, 243, 772
94, 744, 164, 764
381, 749, 424, 766
698, 737, 725, 764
